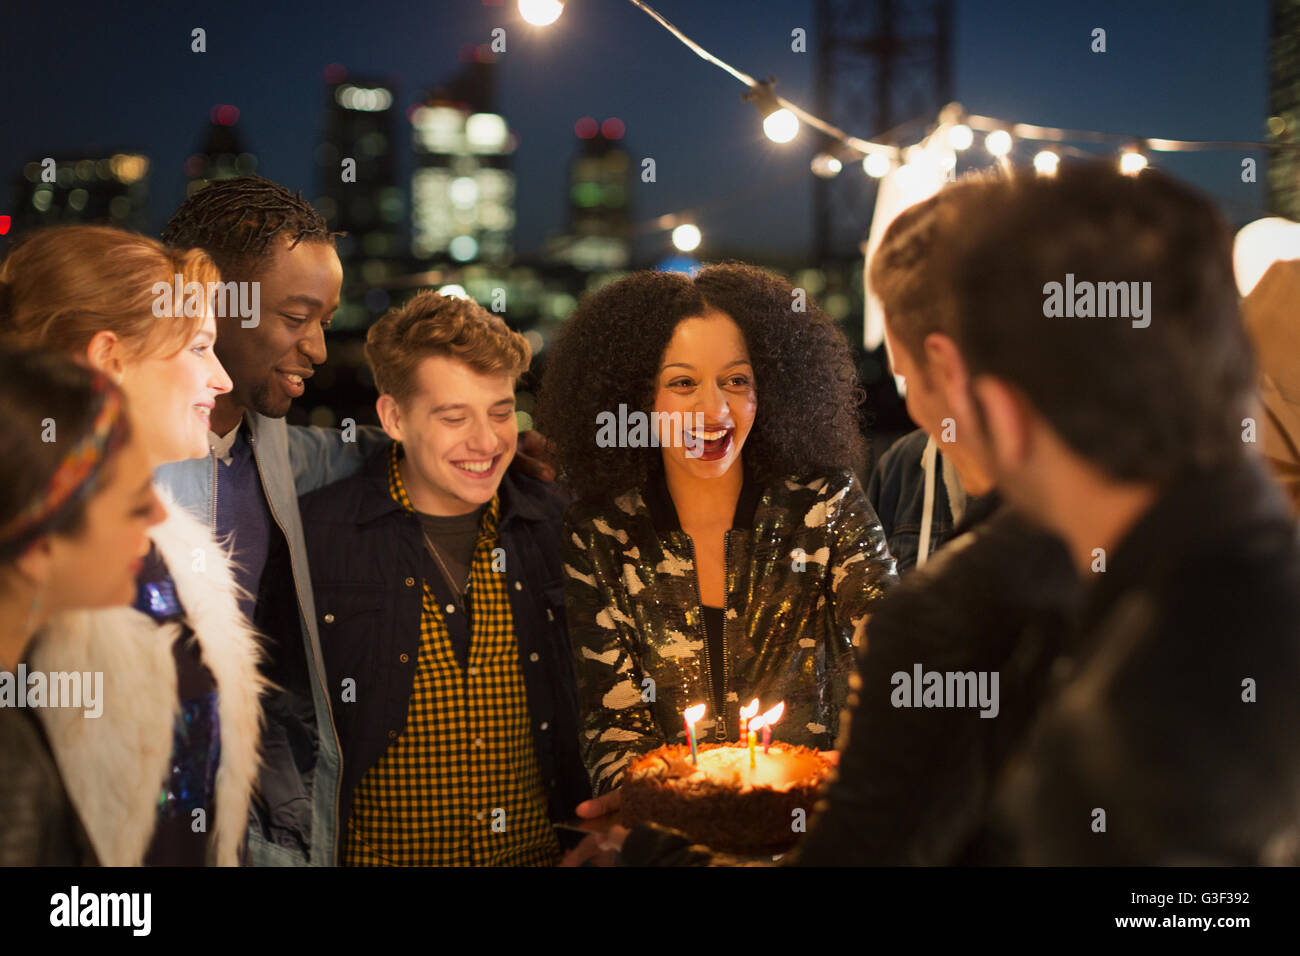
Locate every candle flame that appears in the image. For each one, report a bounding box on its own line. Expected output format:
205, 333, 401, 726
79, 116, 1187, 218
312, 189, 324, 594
760, 702, 785, 726
683, 703, 706, 723
748, 715, 766, 733
739, 698, 760, 721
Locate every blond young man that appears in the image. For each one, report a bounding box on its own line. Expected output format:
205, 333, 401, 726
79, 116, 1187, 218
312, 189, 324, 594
298, 290, 589, 866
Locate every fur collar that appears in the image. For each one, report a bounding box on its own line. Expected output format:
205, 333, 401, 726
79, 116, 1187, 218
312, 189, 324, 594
29, 486, 266, 866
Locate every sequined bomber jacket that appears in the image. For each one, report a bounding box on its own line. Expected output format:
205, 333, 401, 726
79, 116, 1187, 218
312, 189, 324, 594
562, 464, 898, 794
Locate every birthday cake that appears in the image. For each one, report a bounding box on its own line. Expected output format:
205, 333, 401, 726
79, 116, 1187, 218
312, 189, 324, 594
620, 742, 832, 856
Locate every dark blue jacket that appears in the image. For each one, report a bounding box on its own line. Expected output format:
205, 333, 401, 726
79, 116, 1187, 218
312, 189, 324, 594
299, 444, 592, 838
867, 428, 958, 573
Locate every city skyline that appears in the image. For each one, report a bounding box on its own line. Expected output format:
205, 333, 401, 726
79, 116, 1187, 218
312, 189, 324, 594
0, 0, 1277, 265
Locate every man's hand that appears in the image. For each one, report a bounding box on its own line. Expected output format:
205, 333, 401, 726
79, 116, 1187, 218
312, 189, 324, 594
511, 429, 556, 483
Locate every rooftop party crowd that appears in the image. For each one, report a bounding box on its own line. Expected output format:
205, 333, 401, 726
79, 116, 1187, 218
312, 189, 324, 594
1, 162, 1298, 867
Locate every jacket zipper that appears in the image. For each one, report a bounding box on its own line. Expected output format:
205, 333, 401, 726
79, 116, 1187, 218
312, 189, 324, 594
247, 425, 344, 865
720, 531, 732, 741
683, 534, 728, 741
209, 448, 218, 531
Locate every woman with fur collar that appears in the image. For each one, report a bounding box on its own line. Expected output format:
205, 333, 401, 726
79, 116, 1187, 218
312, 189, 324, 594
0, 226, 267, 866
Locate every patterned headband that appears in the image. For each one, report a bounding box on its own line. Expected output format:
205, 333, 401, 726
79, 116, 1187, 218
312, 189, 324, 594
0, 379, 130, 553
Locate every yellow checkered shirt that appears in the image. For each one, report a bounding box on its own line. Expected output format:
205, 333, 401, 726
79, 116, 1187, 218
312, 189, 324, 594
344, 443, 559, 866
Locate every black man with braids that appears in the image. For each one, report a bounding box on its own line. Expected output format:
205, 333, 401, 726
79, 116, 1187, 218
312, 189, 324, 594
157, 176, 560, 867
162, 176, 343, 432
157, 176, 389, 866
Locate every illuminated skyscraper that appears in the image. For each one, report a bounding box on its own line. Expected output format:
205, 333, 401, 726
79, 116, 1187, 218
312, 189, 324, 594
12, 151, 150, 233
314, 65, 405, 327
409, 58, 516, 265
545, 117, 632, 271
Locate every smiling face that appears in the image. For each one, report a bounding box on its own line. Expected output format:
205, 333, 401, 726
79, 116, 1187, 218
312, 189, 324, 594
653, 310, 757, 482
377, 354, 518, 516
213, 237, 342, 426
117, 313, 232, 464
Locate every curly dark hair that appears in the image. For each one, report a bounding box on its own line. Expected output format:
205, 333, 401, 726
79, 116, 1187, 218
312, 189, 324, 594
537, 262, 866, 503
161, 175, 340, 282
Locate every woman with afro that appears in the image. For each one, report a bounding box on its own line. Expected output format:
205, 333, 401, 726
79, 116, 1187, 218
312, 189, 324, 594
537, 262, 897, 811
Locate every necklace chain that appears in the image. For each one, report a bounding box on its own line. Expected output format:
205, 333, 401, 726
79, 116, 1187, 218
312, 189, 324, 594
422, 529, 472, 602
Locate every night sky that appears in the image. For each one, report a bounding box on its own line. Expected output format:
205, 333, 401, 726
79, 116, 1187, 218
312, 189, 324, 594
0, 0, 1274, 262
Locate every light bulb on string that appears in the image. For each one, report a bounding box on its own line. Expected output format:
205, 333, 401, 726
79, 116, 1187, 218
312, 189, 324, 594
519, 0, 564, 26
672, 223, 702, 252
1119, 147, 1148, 176
863, 151, 892, 178
947, 124, 973, 151
1033, 150, 1060, 176
763, 109, 799, 143
985, 129, 1013, 157
745, 77, 799, 144
811, 153, 843, 178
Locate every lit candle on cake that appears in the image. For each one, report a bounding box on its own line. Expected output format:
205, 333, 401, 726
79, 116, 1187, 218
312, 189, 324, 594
759, 701, 785, 754
739, 698, 759, 746
683, 703, 706, 765
747, 714, 764, 768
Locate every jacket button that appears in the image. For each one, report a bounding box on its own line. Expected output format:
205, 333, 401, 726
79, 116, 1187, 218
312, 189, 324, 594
399, 653, 409, 663
546, 608, 554, 622
323, 613, 335, 624
529, 652, 540, 663
388, 730, 397, 739
445, 604, 456, 614
514, 581, 523, 591
405, 576, 415, 587
540, 721, 549, 731
468, 666, 479, 676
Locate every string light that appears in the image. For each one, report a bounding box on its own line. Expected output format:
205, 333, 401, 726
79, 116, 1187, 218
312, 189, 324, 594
1119, 147, 1149, 175
525, 0, 1300, 253
811, 153, 843, 178
863, 152, 892, 178
518, 0, 564, 27
672, 223, 702, 252
1033, 150, 1060, 176
985, 129, 1013, 157
947, 123, 973, 150
746, 78, 799, 143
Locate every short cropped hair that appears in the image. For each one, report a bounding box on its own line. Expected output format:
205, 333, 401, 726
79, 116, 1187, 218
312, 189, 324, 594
946, 161, 1254, 483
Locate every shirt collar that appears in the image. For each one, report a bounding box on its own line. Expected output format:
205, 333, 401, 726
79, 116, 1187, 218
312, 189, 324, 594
385, 441, 501, 536
208, 422, 242, 466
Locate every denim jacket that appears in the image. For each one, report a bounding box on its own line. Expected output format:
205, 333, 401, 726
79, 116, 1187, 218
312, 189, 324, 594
155, 416, 390, 865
